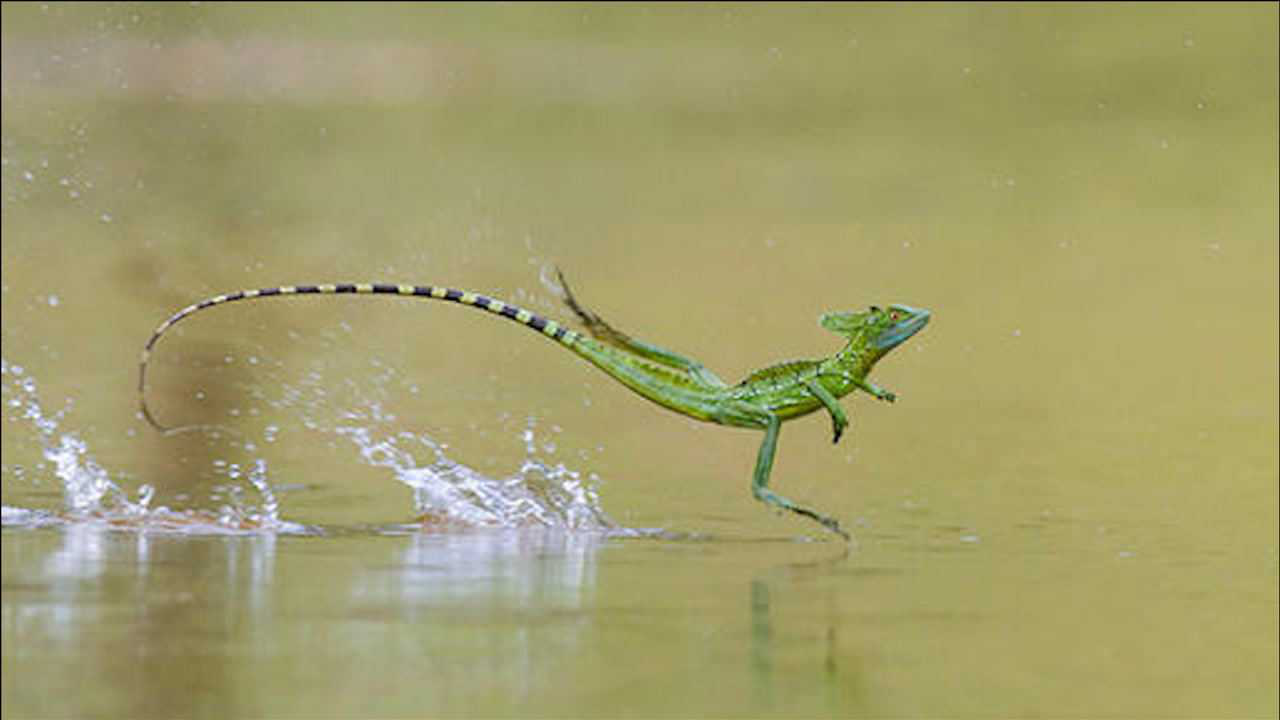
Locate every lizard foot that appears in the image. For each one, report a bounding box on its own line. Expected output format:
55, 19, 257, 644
790, 505, 852, 542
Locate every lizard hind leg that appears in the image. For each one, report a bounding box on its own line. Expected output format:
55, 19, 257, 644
554, 268, 727, 388
554, 267, 635, 348
751, 414, 851, 541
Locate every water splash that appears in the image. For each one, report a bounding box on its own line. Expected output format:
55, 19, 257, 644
5, 355, 619, 535
209, 458, 284, 531
335, 407, 615, 531
3, 357, 132, 513
2, 357, 297, 535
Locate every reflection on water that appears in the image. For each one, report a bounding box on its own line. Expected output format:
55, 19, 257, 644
3, 522, 858, 718
13, 523, 280, 637
10, 522, 601, 635
362, 528, 601, 606
2, 522, 611, 718
750, 576, 776, 709
750, 548, 853, 715
3, 525, 281, 717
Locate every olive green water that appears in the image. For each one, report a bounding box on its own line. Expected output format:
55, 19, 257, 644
2, 4, 1277, 718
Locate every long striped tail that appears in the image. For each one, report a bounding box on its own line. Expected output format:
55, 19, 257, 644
138, 282, 581, 432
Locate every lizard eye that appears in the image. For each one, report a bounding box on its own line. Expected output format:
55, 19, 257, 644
889, 309, 901, 321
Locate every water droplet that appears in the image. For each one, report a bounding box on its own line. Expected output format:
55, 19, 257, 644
99, 212, 112, 223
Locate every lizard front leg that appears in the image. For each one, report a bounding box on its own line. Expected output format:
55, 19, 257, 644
804, 379, 848, 444
855, 378, 896, 403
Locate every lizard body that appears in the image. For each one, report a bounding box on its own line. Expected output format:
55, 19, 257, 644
138, 273, 929, 539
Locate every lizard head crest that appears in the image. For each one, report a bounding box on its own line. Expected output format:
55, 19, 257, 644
820, 304, 931, 354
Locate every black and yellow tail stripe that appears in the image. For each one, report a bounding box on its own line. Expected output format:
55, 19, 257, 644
139, 283, 580, 431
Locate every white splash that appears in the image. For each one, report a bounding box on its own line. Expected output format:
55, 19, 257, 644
336, 408, 614, 531
2, 357, 296, 534
5, 355, 618, 535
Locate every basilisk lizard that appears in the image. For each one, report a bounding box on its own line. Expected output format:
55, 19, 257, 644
138, 271, 929, 539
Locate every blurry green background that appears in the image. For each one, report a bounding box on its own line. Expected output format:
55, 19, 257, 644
2, 4, 1277, 718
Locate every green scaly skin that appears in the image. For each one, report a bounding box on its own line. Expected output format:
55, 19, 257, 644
138, 271, 930, 540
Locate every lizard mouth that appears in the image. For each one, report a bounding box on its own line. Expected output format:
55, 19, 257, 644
873, 307, 930, 350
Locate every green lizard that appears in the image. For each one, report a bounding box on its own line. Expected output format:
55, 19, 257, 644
138, 271, 930, 539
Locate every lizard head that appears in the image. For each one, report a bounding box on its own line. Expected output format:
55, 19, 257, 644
820, 304, 931, 356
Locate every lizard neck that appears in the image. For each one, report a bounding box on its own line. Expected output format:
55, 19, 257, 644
826, 341, 873, 380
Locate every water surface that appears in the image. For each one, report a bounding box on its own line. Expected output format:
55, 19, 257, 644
3, 4, 1277, 718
